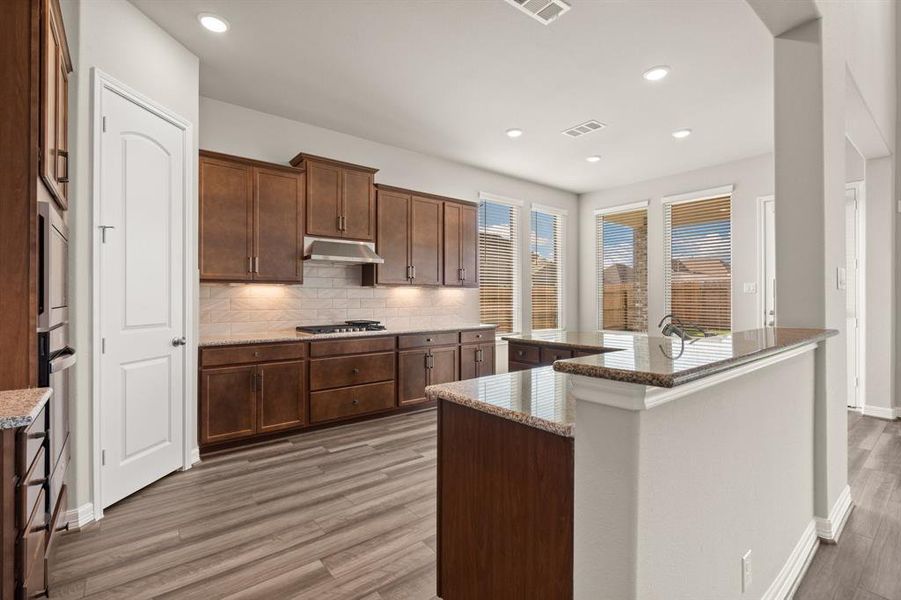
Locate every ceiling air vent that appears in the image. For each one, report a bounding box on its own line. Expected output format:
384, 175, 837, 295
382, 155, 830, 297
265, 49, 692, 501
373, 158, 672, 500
562, 119, 607, 138
504, 0, 571, 25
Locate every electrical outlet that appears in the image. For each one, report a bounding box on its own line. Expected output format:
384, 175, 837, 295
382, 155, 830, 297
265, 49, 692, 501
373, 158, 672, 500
742, 550, 753, 592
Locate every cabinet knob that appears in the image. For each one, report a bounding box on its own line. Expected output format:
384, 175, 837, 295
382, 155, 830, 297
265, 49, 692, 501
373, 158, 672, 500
253, 351, 260, 357
351, 399, 359, 405
426, 338, 432, 342
475, 334, 481, 338
517, 350, 524, 356
352, 368, 360, 374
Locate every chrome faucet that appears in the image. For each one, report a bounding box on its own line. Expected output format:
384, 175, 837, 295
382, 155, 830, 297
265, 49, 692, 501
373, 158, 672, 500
658, 314, 711, 340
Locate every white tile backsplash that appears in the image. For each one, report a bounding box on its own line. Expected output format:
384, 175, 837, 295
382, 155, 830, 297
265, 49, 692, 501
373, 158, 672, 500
200, 264, 479, 336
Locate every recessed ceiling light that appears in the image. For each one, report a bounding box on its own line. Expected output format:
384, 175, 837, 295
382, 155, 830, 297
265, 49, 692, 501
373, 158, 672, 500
198, 13, 229, 33
586, 155, 601, 163
643, 65, 670, 81
672, 128, 692, 139
506, 128, 523, 138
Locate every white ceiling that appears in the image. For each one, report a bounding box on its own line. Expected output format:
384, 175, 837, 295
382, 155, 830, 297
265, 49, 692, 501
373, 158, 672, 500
132, 0, 774, 194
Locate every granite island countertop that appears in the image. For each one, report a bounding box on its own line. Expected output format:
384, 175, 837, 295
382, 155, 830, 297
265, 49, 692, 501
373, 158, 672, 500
0, 387, 53, 430
426, 366, 573, 437
200, 324, 497, 347
550, 327, 837, 387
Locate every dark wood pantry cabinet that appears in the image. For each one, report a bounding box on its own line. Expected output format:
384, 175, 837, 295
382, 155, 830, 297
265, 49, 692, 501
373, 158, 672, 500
199, 150, 305, 283
289, 153, 378, 241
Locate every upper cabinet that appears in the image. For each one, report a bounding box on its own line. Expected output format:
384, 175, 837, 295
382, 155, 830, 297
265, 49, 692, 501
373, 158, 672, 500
443, 202, 478, 288
365, 186, 476, 288
289, 153, 378, 241
39, 0, 72, 210
200, 151, 305, 283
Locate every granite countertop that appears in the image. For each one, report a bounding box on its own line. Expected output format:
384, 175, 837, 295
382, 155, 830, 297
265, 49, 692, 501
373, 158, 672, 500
426, 366, 574, 437
0, 388, 53, 430
200, 324, 497, 347
503, 330, 642, 352
551, 327, 837, 387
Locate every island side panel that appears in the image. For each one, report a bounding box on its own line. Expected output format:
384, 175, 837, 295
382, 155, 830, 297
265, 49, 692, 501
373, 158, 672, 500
437, 399, 574, 599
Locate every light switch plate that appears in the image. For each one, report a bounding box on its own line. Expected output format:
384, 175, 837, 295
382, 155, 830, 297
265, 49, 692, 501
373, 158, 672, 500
743, 282, 757, 294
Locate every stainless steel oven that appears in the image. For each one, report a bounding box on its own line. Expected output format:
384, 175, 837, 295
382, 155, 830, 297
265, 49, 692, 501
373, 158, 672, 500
38, 199, 69, 333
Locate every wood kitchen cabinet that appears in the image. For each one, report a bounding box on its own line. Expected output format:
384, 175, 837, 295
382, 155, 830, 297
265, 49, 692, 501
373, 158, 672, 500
289, 153, 378, 241
443, 202, 478, 287
39, 0, 72, 211
199, 150, 304, 283
199, 344, 307, 448
460, 343, 495, 380
398, 345, 459, 405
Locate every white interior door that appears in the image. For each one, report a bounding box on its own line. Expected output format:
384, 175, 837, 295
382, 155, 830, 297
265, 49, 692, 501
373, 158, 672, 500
845, 188, 860, 408
98, 86, 186, 508
761, 198, 776, 327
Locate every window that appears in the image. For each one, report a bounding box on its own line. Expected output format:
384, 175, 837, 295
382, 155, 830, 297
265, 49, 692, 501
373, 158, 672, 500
478, 196, 521, 334
664, 194, 732, 332
530, 208, 564, 330
595, 206, 648, 331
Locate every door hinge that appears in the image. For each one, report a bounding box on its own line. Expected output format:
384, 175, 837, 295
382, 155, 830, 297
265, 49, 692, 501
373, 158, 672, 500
102, 116, 107, 132
101, 449, 106, 466
101, 338, 106, 354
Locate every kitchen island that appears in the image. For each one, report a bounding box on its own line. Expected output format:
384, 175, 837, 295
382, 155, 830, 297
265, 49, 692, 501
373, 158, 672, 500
428, 327, 838, 600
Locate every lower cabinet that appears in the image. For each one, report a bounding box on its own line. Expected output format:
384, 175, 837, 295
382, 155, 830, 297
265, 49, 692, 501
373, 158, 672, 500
199, 358, 305, 446
398, 346, 460, 405
460, 343, 495, 380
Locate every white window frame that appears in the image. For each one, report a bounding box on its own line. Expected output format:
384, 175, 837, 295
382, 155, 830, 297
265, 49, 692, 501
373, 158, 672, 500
594, 201, 649, 331
478, 192, 524, 337
529, 203, 567, 332
662, 184, 734, 329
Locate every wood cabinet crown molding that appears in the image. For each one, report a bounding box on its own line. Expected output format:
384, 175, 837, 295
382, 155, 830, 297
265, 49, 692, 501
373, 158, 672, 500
199, 149, 304, 174
289, 153, 379, 174
374, 184, 475, 207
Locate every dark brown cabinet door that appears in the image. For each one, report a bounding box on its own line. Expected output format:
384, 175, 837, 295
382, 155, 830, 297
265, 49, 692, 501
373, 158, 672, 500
460, 344, 479, 381
460, 203, 478, 288
200, 365, 257, 445
40, 0, 70, 210
443, 202, 462, 286
398, 349, 429, 405
258, 360, 306, 434
429, 347, 459, 387
253, 168, 304, 282
376, 189, 411, 284
478, 343, 495, 376
342, 169, 375, 241
410, 196, 442, 286
200, 157, 253, 281
306, 160, 342, 238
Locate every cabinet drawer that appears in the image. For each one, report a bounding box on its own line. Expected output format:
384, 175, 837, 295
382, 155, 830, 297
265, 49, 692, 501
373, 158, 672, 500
310, 381, 396, 423
309, 336, 395, 358
17, 406, 47, 474
508, 360, 534, 372
540, 347, 574, 363
574, 350, 602, 358
460, 329, 493, 345
509, 344, 540, 364
201, 342, 306, 367
18, 444, 47, 529
310, 352, 395, 391
397, 332, 458, 349
20, 485, 47, 594
49, 433, 69, 520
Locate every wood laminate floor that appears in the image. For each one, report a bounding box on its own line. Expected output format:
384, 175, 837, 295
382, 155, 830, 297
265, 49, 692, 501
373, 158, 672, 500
53, 410, 901, 599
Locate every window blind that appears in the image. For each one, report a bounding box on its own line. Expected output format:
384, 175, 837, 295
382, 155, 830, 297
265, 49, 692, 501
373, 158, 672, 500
663, 195, 732, 332
530, 209, 563, 330
479, 199, 520, 334
595, 208, 648, 331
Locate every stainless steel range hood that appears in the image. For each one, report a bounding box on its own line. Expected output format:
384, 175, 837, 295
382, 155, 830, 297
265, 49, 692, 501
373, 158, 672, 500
303, 237, 384, 265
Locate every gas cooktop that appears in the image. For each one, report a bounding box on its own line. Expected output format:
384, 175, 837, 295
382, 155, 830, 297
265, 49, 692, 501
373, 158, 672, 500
296, 320, 386, 334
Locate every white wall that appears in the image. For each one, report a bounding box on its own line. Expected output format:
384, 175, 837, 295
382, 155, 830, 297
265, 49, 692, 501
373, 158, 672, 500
577, 153, 774, 332
62, 0, 199, 510
200, 97, 580, 333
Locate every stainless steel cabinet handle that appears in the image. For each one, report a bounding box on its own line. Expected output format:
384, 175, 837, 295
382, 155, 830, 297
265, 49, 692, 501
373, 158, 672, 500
58, 150, 70, 184
171, 337, 187, 347
254, 257, 260, 273
461, 267, 466, 281
248, 256, 253, 273
336, 215, 342, 231
411, 265, 416, 279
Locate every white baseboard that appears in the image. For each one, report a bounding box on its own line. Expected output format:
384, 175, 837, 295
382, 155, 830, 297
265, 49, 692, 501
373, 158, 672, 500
815, 485, 853, 543
861, 405, 900, 420
65, 502, 96, 529
191, 447, 201, 465
762, 519, 819, 600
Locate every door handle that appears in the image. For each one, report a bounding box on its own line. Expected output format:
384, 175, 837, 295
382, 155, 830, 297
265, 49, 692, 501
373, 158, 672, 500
98, 225, 115, 243
171, 337, 187, 347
